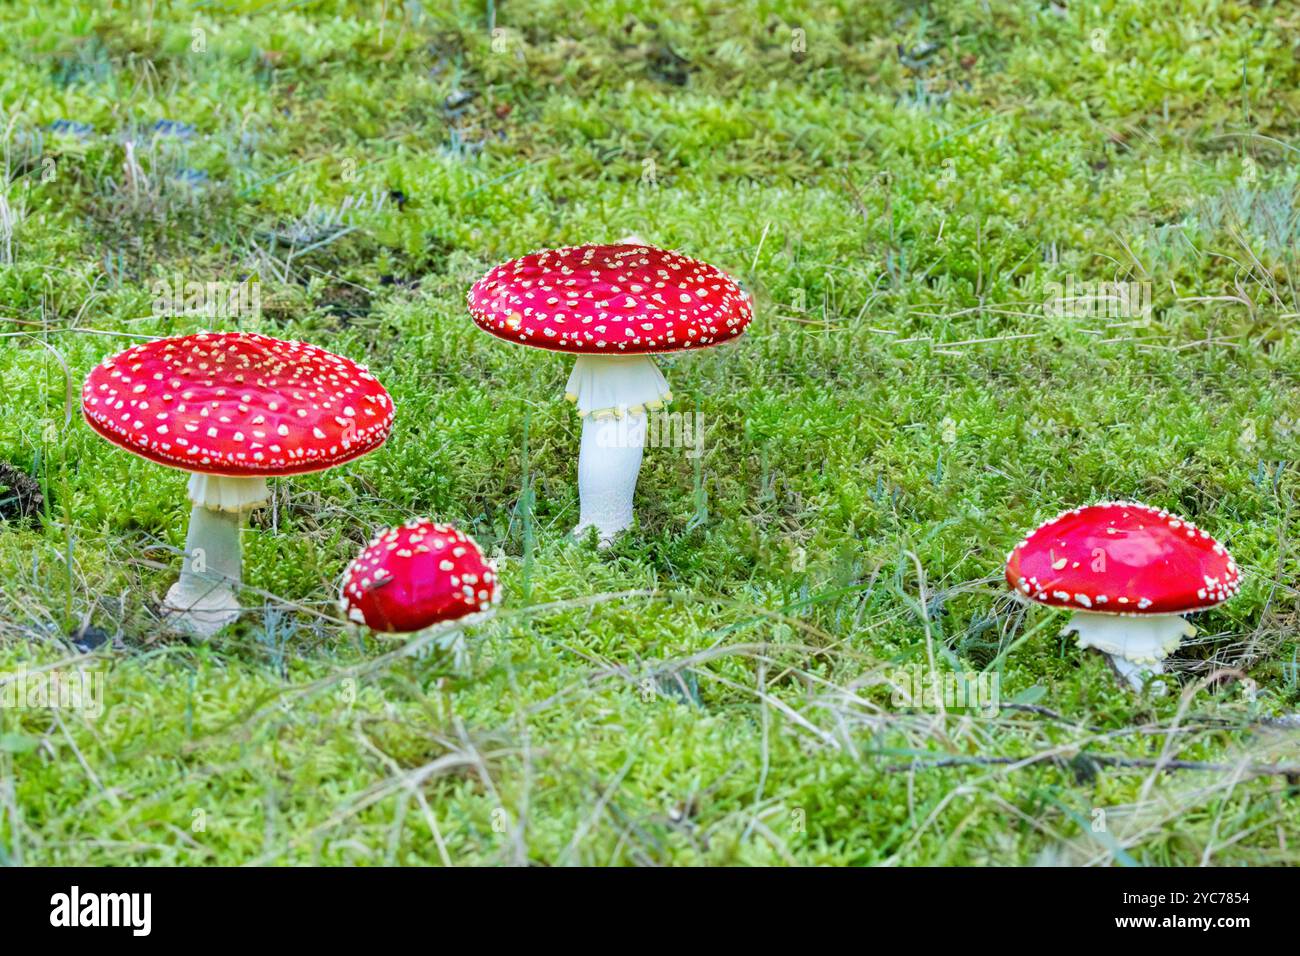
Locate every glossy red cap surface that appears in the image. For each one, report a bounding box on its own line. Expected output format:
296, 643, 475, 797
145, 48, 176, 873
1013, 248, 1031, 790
82, 331, 394, 477
341, 520, 500, 633
1005, 501, 1240, 615
468, 242, 752, 354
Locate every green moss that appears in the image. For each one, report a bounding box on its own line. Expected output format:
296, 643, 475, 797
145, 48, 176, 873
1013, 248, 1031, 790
0, 0, 1297, 865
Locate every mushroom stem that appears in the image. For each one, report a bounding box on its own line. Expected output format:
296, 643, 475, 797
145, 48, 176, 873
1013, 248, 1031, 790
566, 354, 671, 545
564, 354, 671, 418
163, 474, 269, 638
1064, 611, 1195, 691
575, 412, 646, 545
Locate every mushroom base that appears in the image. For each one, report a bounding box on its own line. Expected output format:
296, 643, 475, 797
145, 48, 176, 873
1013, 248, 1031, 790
1064, 611, 1195, 691
164, 503, 246, 639
410, 624, 473, 671
344, 610, 499, 672
574, 411, 646, 546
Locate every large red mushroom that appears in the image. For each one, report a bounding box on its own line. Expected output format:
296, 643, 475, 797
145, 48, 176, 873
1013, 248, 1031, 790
468, 240, 753, 544
1005, 501, 1241, 689
83, 331, 395, 637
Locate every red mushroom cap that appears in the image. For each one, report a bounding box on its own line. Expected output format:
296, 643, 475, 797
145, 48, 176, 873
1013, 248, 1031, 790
82, 331, 395, 477
341, 520, 500, 633
467, 242, 753, 354
1005, 501, 1240, 615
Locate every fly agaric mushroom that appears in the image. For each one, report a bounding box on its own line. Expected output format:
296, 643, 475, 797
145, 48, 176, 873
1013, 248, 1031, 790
468, 240, 753, 544
82, 331, 395, 637
340, 519, 500, 664
1005, 501, 1240, 690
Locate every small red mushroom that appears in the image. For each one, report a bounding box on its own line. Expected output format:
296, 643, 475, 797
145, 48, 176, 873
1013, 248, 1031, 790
82, 331, 395, 636
340, 520, 501, 665
467, 240, 753, 543
1005, 501, 1241, 689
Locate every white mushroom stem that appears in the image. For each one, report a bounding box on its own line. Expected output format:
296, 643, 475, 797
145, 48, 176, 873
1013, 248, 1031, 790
575, 413, 646, 545
566, 354, 672, 545
163, 473, 269, 638
1064, 611, 1195, 691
